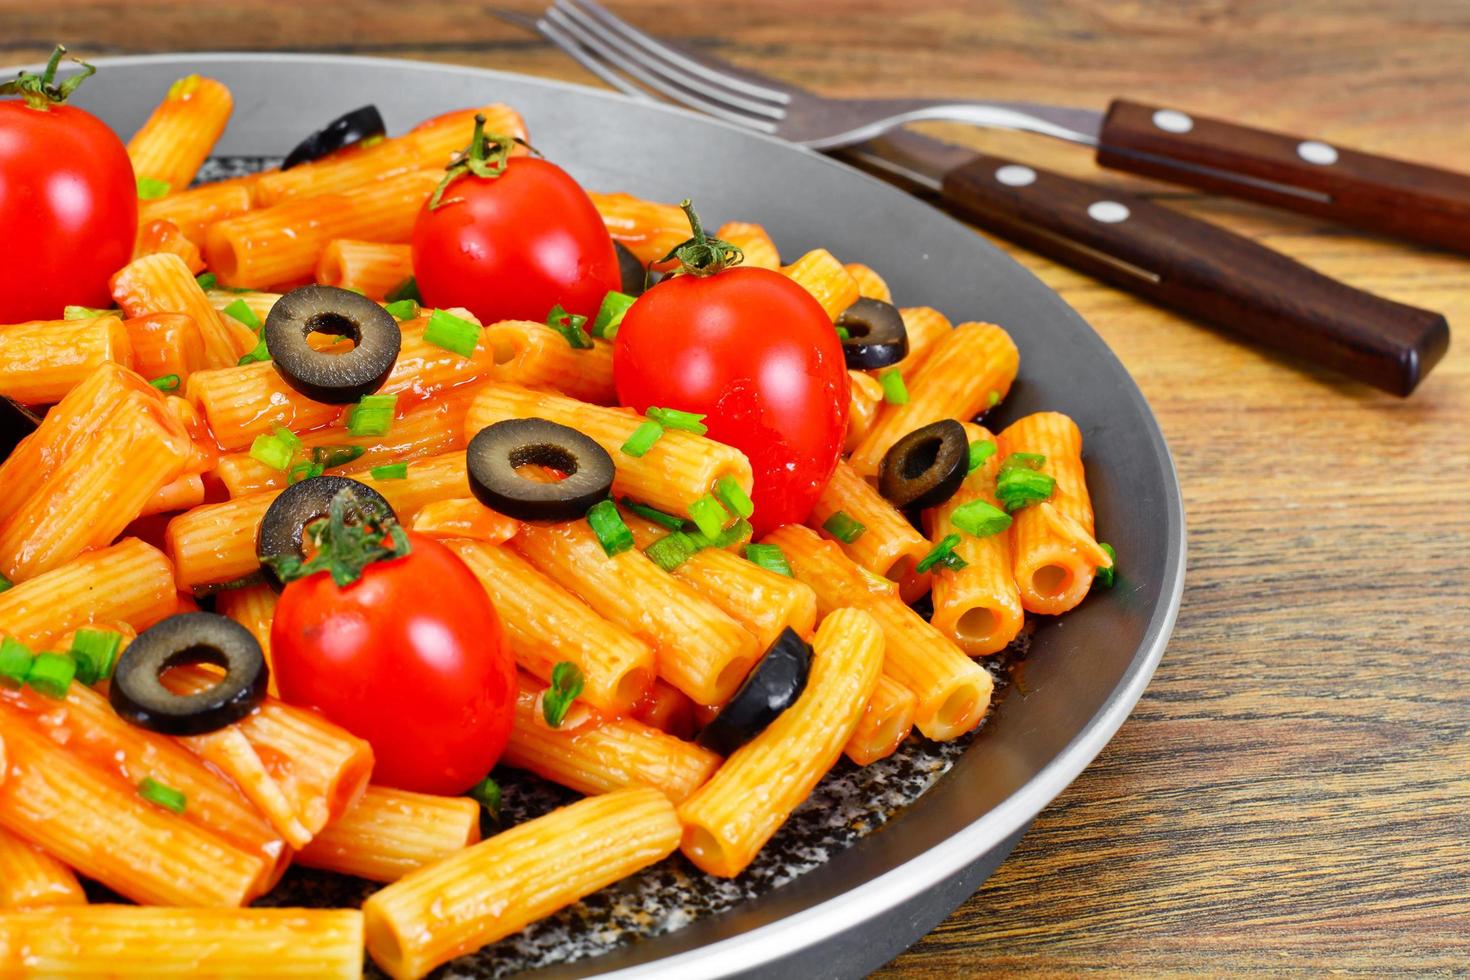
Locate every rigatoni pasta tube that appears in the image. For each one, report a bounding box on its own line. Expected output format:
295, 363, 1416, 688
501, 673, 719, 804
925, 423, 1024, 654
0, 827, 86, 909
999, 412, 1112, 615
111, 252, 256, 369
845, 262, 892, 302
364, 787, 680, 980
846, 370, 885, 453
138, 180, 253, 244
809, 459, 931, 601
763, 524, 993, 741
844, 673, 917, 766
483, 319, 617, 405
297, 787, 481, 883
781, 248, 861, 320
0, 907, 364, 978
316, 239, 414, 298
679, 607, 884, 877
466, 383, 753, 515
412, 498, 519, 543
124, 313, 207, 385
715, 221, 780, 270
514, 520, 761, 705
888, 307, 952, 379
850, 321, 1019, 476
134, 218, 205, 273
0, 315, 132, 405
0, 538, 178, 649
448, 540, 655, 714
207, 288, 280, 323
216, 584, 278, 694
588, 191, 690, 264
126, 74, 233, 192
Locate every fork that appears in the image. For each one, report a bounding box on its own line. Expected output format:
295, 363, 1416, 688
511, 0, 1450, 395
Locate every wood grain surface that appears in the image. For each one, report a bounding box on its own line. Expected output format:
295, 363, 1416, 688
5, 1, 1467, 973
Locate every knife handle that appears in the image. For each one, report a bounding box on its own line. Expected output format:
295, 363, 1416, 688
1096, 98, 1470, 253
939, 153, 1449, 395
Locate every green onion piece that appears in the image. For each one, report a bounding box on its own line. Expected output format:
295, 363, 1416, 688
688, 494, 729, 540
424, 308, 480, 358
25, 652, 75, 698
138, 777, 187, 814
986, 389, 1001, 408
544, 304, 593, 349
879, 369, 909, 405
835, 326, 850, 341
346, 394, 397, 438
1095, 542, 1117, 588
916, 534, 964, 574
995, 455, 1056, 513
0, 637, 34, 688
287, 461, 323, 485
941, 551, 968, 571
0, 571, 11, 594
382, 298, 419, 321
467, 775, 501, 820
586, 499, 635, 557
63, 305, 112, 320
690, 517, 751, 551
645, 406, 707, 435
744, 542, 793, 577
620, 497, 686, 532
950, 499, 1012, 538
221, 299, 262, 332
646, 531, 697, 572
370, 462, 408, 481
137, 177, 171, 200
273, 427, 302, 452
590, 291, 635, 339
69, 629, 122, 686
967, 440, 997, 474
620, 420, 664, 458
822, 510, 867, 544
542, 662, 585, 728
249, 432, 296, 471
313, 445, 368, 469
714, 475, 755, 520
385, 276, 421, 304
149, 374, 181, 392
237, 336, 270, 366
999, 452, 1046, 473
195, 272, 218, 291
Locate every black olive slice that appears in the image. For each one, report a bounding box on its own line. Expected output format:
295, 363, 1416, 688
0, 396, 40, 459
878, 418, 969, 510
264, 285, 401, 404
281, 105, 387, 170
615, 242, 650, 296
109, 613, 269, 736
467, 418, 615, 522
257, 476, 395, 591
837, 298, 910, 370
697, 627, 812, 756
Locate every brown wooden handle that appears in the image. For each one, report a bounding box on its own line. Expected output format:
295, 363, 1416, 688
1097, 98, 1470, 253
939, 154, 1449, 395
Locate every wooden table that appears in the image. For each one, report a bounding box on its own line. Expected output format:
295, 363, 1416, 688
7, 1, 1467, 972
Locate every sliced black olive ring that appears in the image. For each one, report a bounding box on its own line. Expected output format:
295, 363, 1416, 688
264, 285, 401, 404
837, 297, 910, 370
467, 418, 615, 522
257, 476, 395, 591
615, 242, 651, 296
281, 105, 387, 170
697, 627, 813, 756
878, 418, 969, 510
109, 612, 269, 736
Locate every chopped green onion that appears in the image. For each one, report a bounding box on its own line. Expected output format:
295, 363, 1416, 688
195, 272, 218, 291
221, 299, 262, 332
382, 298, 419, 321
424, 308, 480, 358
995, 454, 1056, 513
542, 662, 585, 728
688, 494, 729, 540
950, 499, 1012, 538
1000, 452, 1046, 473
63, 305, 112, 320
645, 406, 707, 435
273, 427, 302, 451
385, 276, 421, 304
590, 291, 636, 339
249, 432, 296, 471
369, 462, 408, 481
822, 510, 867, 544
288, 461, 323, 485
916, 534, 966, 574
1095, 542, 1117, 588
646, 531, 697, 572
835, 325, 850, 341
346, 394, 397, 437
879, 369, 909, 405
544, 304, 593, 349
149, 374, 181, 392
138, 777, 187, 814
467, 776, 501, 820
744, 542, 793, 577
620, 497, 686, 532
986, 389, 1001, 408
69, 630, 122, 686
0, 571, 11, 594
25, 652, 75, 698
0, 637, 34, 688
714, 475, 755, 520
586, 499, 634, 557
313, 445, 367, 469
237, 336, 270, 366
136, 177, 171, 200
691, 517, 751, 551
967, 440, 997, 474
620, 420, 664, 458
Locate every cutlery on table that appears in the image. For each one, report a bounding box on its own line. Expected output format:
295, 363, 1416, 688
497, 0, 1450, 396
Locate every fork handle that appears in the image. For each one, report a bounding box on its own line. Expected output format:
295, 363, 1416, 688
938, 153, 1449, 395
1097, 99, 1470, 253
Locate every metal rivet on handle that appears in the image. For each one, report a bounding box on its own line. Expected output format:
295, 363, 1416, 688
1152, 109, 1194, 134
995, 165, 1037, 187
1087, 201, 1131, 223
1297, 140, 1339, 165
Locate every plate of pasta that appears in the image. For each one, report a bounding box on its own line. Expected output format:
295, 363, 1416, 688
0, 52, 1185, 979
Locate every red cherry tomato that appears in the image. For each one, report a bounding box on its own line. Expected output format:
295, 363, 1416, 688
614, 266, 850, 534
0, 62, 136, 322
412, 156, 620, 323
271, 532, 515, 795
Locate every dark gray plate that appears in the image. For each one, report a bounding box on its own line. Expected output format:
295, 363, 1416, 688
50, 53, 1184, 979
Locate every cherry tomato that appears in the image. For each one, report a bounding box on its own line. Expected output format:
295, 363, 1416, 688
0, 54, 136, 322
615, 266, 850, 534
271, 532, 515, 795
412, 156, 620, 324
